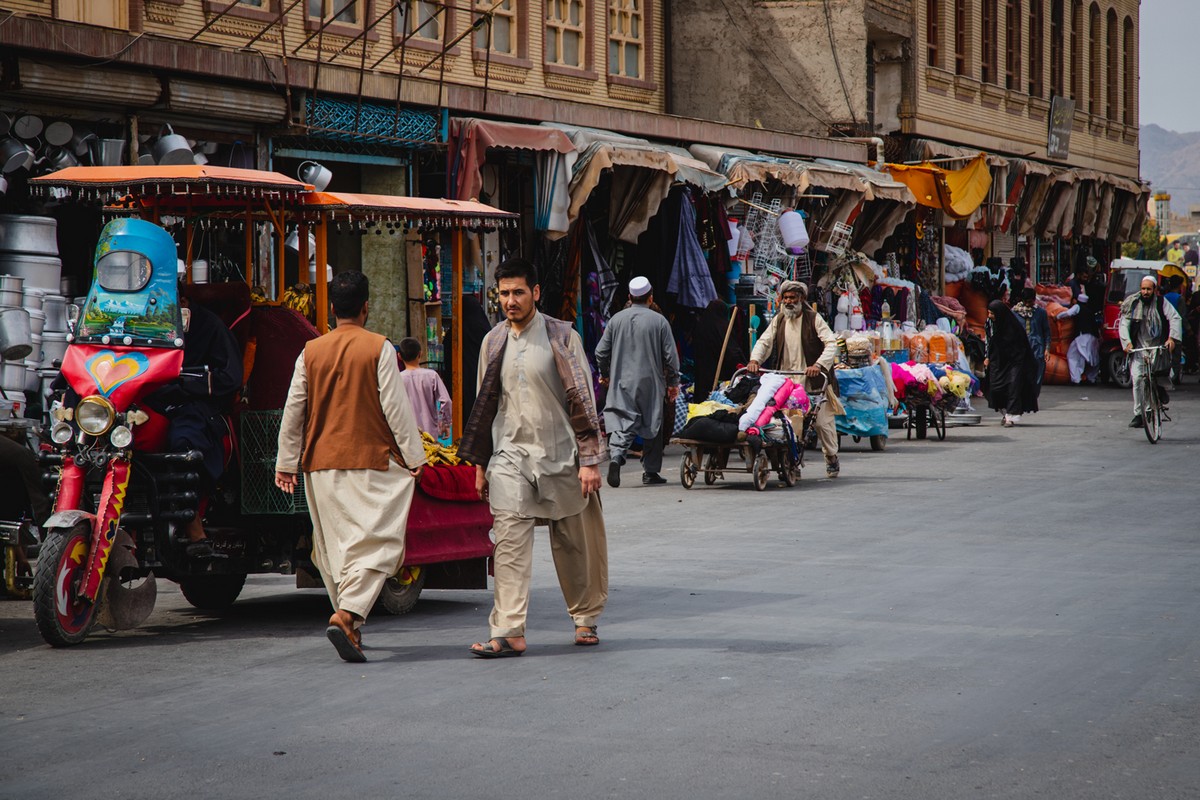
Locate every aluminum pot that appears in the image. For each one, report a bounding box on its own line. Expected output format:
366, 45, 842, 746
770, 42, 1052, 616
0, 254, 62, 291
44, 121, 73, 147
27, 309, 45, 337
0, 138, 34, 174
89, 138, 126, 167
298, 160, 333, 191
0, 215, 59, 255
43, 295, 68, 331
37, 146, 78, 172
0, 174, 7, 196
152, 124, 194, 166
22, 287, 46, 311
0, 307, 32, 360
42, 331, 69, 366
13, 115, 43, 140
0, 359, 27, 392
23, 365, 39, 393
0, 287, 20, 307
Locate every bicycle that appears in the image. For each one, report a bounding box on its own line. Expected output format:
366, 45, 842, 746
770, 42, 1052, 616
1129, 345, 1171, 443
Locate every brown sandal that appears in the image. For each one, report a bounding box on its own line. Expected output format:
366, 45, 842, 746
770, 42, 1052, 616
574, 626, 599, 646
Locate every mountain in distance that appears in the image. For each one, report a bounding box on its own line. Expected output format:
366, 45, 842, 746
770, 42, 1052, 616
1140, 123, 1200, 225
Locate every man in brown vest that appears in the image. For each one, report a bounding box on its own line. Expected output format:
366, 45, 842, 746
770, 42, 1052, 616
747, 280, 842, 477
275, 271, 426, 662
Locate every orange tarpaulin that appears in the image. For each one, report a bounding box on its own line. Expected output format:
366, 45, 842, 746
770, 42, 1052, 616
885, 154, 992, 220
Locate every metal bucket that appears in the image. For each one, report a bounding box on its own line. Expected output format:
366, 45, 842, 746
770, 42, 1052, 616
43, 295, 67, 331
0, 359, 27, 392
28, 332, 42, 365
89, 138, 126, 167
22, 287, 46, 311
0, 307, 32, 360
23, 365, 38, 393
0, 253, 62, 291
42, 330, 69, 366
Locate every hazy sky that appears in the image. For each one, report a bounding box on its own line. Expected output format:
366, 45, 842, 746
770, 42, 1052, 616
1140, 0, 1200, 131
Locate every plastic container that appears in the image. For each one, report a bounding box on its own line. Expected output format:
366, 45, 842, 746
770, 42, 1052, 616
778, 210, 810, 251
191, 259, 209, 284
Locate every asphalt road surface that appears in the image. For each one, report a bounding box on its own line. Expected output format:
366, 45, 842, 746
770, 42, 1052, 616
2, 384, 1197, 800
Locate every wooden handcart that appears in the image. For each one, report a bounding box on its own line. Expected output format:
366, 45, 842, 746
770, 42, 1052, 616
674, 437, 800, 491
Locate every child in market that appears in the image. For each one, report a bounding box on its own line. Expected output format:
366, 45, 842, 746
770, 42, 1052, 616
397, 337, 452, 440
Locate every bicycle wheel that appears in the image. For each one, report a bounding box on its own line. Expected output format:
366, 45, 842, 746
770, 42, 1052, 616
1142, 377, 1162, 444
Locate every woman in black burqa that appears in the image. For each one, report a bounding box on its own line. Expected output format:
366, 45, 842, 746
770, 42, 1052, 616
692, 299, 746, 402
985, 299, 1041, 427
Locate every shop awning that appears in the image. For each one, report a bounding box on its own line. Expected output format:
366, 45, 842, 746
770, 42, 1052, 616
815, 159, 916, 204
448, 117, 575, 201
884, 154, 993, 220
549, 124, 727, 242
30, 165, 312, 202
302, 191, 518, 228
913, 138, 1010, 168
688, 145, 872, 197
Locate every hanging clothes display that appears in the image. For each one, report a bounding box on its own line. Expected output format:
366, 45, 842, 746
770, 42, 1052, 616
667, 190, 719, 308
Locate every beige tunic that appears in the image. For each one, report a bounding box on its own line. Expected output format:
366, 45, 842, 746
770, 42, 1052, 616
276, 339, 427, 618
480, 311, 594, 521
750, 311, 839, 373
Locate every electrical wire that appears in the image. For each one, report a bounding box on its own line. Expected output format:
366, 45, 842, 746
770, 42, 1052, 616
822, 0, 859, 127
711, 0, 839, 130
34, 16, 146, 67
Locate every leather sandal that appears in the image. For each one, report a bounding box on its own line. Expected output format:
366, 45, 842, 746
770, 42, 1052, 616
574, 626, 599, 646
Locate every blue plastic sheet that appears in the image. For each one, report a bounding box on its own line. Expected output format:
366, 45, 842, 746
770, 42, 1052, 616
835, 366, 889, 437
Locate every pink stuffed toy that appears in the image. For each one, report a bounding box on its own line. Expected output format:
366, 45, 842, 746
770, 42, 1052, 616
748, 379, 796, 434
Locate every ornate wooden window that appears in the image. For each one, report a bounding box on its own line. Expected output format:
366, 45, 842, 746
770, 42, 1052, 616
1122, 15, 1135, 125
981, 0, 997, 83
1005, 0, 1021, 90
201, 0, 283, 25
1049, 0, 1063, 96
308, 0, 358, 24
1088, 2, 1100, 115
1070, 0, 1082, 100
926, 0, 940, 67
954, 0, 968, 76
1105, 8, 1118, 118
397, 0, 444, 43
546, 0, 587, 69
1028, 0, 1043, 98
474, 0, 521, 56
608, 0, 643, 79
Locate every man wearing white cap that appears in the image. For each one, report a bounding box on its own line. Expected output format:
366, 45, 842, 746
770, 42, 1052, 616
1119, 274, 1181, 428
595, 276, 681, 487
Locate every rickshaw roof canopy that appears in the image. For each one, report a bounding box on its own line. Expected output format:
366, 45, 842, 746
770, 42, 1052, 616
303, 191, 518, 227
31, 165, 312, 199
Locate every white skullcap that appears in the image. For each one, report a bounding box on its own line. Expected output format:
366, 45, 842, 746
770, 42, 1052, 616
1141, 275, 1158, 287
629, 276, 652, 297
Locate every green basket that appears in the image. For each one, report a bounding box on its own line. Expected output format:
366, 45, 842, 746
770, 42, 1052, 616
240, 410, 309, 515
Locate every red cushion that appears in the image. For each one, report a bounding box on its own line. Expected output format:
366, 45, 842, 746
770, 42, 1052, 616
418, 464, 480, 503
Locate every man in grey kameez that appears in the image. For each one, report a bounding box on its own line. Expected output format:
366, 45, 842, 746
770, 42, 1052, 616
596, 276, 680, 487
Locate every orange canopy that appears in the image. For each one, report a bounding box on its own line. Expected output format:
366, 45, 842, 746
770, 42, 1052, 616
885, 154, 992, 220
303, 191, 518, 227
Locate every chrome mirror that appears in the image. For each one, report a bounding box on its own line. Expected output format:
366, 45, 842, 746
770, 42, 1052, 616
181, 307, 191, 333
65, 303, 80, 333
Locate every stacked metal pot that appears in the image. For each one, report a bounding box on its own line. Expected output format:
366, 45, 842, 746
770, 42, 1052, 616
0, 214, 68, 417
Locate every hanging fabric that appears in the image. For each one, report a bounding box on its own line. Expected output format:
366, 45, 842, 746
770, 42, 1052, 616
667, 190, 719, 308
534, 149, 576, 234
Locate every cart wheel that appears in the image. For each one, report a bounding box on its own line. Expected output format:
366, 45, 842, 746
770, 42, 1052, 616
781, 461, 798, 487
680, 452, 697, 489
851, 435, 861, 444
935, 408, 947, 440
905, 408, 915, 440
870, 434, 887, 451
915, 407, 929, 439
752, 453, 770, 491
703, 454, 719, 485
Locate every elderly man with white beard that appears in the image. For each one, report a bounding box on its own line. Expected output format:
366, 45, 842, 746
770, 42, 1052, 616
746, 280, 842, 477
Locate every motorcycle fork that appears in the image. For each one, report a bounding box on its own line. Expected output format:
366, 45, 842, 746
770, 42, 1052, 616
78, 458, 132, 605
54, 457, 85, 513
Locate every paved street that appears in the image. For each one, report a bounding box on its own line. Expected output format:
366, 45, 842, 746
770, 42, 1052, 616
1, 384, 1197, 800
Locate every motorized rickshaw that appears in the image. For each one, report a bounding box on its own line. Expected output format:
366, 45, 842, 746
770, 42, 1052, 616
24, 166, 515, 646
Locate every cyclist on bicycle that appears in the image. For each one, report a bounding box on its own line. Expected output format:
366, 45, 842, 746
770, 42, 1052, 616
1119, 275, 1181, 428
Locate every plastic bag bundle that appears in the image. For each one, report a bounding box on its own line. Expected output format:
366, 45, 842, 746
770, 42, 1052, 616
834, 366, 889, 437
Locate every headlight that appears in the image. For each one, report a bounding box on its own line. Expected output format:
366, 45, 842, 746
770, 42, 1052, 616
76, 396, 116, 436
109, 425, 133, 449
51, 422, 73, 444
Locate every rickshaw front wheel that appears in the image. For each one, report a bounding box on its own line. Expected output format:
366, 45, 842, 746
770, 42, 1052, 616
180, 573, 246, 610
375, 566, 426, 615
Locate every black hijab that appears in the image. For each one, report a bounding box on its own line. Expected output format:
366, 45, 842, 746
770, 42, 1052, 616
985, 300, 1040, 415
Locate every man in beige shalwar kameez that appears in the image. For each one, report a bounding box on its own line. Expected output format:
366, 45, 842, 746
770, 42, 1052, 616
275, 271, 426, 662
458, 258, 608, 658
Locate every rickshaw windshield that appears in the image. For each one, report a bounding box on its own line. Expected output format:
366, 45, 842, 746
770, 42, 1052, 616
1108, 269, 1156, 304
75, 219, 183, 347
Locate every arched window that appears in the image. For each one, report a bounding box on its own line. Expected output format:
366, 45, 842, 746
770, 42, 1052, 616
927, 0, 940, 67
955, 0, 968, 76
1028, 0, 1044, 98
1050, 0, 1063, 96
982, 0, 997, 83
1088, 2, 1100, 115
1070, 0, 1082, 100
1006, 0, 1022, 90
1123, 15, 1135, 125
1106, 7, 1118, 118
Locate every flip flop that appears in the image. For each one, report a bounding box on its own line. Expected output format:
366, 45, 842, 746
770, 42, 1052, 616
574, 626, 599, 646
469, 637, 524, 658
326, 618, 367, 663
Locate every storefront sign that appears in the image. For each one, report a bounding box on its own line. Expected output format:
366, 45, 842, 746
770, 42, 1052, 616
1047, 96, 1075, 160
